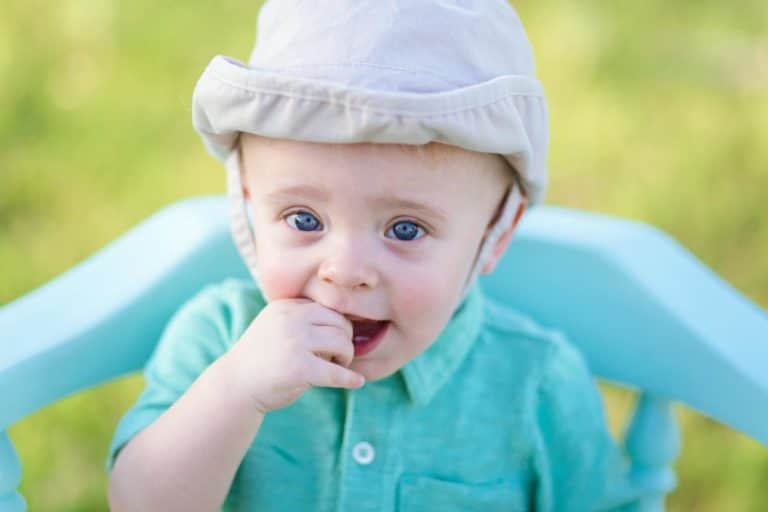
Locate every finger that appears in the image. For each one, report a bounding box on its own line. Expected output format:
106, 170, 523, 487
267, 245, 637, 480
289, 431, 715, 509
313, 302, 354, 328
284, 296, 313, 302
310, 324, 355, 367
302, 303, 354, 340
273, 299, 353, 338
307, 358, 366, 390
311, 320, 353, 344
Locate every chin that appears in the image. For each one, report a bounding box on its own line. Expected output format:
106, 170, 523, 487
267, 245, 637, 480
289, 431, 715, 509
350, 359, 400, 383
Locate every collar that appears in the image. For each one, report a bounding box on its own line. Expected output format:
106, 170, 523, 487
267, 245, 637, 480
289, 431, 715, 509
399, 284, 486, 406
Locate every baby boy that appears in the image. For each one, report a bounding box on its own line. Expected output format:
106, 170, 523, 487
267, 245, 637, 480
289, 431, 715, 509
107, 1, 654, 510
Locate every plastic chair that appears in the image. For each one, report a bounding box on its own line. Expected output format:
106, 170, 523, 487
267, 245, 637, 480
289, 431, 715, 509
1, 195, 766, 511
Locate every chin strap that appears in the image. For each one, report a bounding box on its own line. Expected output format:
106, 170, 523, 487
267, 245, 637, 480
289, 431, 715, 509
459, 184, 523, 303
226, 150, 262, 286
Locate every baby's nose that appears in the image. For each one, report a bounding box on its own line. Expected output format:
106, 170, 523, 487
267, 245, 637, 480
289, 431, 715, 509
317, 241, 379, 289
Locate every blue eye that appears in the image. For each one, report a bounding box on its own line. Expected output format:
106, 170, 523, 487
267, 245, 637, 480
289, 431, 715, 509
386, 220, 425, 241
286, 211, 322, 231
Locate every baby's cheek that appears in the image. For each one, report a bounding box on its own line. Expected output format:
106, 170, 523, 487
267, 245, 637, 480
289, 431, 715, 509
396, 267, 458, 320
256, 260, 305, 301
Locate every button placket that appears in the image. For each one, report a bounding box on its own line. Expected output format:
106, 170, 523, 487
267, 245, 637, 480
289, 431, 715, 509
338, 383, 395, 512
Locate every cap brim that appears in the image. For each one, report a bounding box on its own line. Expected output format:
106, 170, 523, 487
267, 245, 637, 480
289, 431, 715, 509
192, 55, 548, 203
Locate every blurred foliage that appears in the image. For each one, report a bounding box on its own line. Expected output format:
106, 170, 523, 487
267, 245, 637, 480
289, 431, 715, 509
1, 0, 766, 510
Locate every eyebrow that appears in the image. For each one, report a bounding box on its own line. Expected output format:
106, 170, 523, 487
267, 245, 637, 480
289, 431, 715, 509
264, 184, 448, 223
265, 184, 331, 202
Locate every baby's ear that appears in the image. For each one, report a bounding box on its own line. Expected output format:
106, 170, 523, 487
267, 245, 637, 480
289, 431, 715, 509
481, 195, 528, 274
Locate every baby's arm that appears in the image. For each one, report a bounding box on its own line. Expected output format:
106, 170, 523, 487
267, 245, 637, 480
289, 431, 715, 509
108, 298, 365, 512
108, 356, 265, 511
531, 334, 651, 511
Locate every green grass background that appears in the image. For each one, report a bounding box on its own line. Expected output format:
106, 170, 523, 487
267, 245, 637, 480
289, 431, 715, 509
1, 0, 766, 510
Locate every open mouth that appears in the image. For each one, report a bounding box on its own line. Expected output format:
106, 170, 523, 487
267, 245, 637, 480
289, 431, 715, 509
350, 319, 390, 357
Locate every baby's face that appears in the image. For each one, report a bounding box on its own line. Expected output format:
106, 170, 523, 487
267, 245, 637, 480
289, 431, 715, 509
240, 135, 512, 382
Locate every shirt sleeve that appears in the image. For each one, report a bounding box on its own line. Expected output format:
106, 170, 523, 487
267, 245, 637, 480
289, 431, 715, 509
104, 279, 265, 473
530, 333, 664, 511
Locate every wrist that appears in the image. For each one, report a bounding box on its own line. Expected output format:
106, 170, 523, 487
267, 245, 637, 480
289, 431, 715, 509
205, 354, 267, 418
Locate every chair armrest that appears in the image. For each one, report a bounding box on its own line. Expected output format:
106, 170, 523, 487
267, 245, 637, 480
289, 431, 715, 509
480, 205, 768, 445
0, 196, 247, 430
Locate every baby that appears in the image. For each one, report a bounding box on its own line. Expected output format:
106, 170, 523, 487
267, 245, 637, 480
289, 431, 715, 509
107, 1, 658, 510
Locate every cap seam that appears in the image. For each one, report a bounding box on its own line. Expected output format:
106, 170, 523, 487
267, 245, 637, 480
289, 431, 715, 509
276, 61, 466, 88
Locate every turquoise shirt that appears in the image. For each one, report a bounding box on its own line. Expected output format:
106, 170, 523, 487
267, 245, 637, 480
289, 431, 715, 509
107, 279, 651, 510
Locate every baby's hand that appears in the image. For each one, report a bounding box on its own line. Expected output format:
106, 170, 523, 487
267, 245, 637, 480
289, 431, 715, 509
216, 298, 365, 414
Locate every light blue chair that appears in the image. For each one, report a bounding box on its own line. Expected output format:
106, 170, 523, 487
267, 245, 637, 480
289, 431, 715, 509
1, 196, 766, 511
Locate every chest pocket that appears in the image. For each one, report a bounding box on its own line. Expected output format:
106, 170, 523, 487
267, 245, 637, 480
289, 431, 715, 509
397, 473, 529, 512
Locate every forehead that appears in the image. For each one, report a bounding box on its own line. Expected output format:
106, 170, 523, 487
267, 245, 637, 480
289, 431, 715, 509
240, 135, 510, 196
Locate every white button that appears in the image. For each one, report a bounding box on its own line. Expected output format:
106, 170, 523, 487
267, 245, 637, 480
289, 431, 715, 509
352, 441, 375, 465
